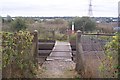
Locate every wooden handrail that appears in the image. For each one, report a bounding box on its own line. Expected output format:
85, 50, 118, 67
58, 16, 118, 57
83, 33, 115, 36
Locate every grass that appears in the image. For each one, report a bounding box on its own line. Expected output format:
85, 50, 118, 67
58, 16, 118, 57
69, 33, 76, 41
96, 22, 117, 33
64, 69, 81, 78
55, 33, 68, 41
98, 36, 112, 41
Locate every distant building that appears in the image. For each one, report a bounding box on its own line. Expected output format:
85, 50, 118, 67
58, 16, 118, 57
113, 27, 120, 32
111, 18, 118, 22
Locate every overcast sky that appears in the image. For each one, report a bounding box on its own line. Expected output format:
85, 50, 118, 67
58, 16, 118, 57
0, 0, 119, 17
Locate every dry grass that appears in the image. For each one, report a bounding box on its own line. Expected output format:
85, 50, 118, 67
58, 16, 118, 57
96, 22, 117, 33
81, 52, 104, 78
81, 51, 118, 78
27, 20, 68, 32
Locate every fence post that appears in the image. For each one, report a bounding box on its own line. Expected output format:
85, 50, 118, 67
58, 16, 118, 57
52, 30, 55, 40
75, 30, 84, 74
33, 30, 38, 67
97, 30, 99, 38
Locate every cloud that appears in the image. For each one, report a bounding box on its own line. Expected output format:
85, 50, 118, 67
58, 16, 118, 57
1, 0, 119, 17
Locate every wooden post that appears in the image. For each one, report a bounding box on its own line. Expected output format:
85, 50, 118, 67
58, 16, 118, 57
67, 28, 70, 42
52, 30, 55, 40
33, 30, 38, 67
97, 30, 99, 38
75, 30, 84, 74
75, 30, 81, 71
34, 30, 38, 57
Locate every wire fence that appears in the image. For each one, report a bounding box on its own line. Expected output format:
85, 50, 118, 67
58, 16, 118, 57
75, 31, 117, 78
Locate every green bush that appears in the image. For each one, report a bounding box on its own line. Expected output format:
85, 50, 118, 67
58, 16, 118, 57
69, 33, 76, 41
55, 33, 67, 41
1, 31, 37, 78
69, 17, 96, 32
98, 36, 112, 41
38, 31, 53, 40
11, 17, 27, 31
99, 32, 119, 78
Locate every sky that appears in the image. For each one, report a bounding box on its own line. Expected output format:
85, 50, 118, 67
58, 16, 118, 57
0, 0, 119, 17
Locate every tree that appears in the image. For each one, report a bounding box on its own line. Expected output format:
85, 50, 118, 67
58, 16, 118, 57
25, 17, 35, 24
2, 18, 5, 23
54, 19, 64, 24
69, 16, 96, 32
11, 17, 27, 31
6, 15, 13, 22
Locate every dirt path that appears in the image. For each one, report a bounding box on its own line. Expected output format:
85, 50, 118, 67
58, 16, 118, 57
37, 60, 79, 78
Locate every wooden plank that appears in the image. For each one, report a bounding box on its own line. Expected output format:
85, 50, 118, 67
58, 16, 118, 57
46, 41, 72, 61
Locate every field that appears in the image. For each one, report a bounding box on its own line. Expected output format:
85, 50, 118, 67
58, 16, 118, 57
96, 22, 117, 33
